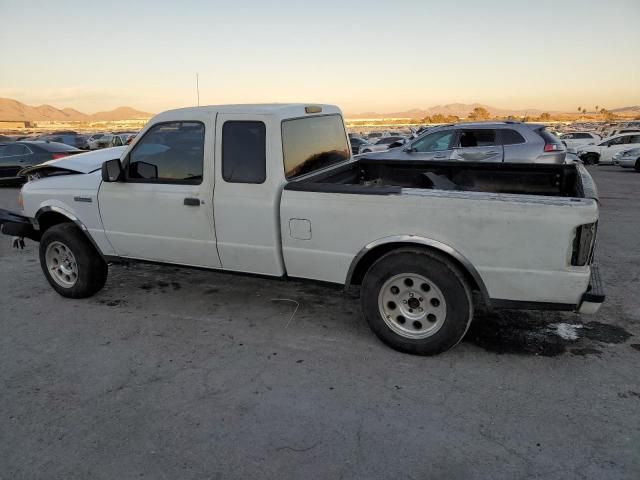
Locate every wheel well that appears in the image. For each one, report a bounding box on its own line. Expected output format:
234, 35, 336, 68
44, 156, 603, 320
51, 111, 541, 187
348, 242, 482, 295
37, 211, 74, 233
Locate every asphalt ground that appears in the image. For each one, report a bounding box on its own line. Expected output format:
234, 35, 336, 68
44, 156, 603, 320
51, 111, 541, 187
1, 165, 638, 479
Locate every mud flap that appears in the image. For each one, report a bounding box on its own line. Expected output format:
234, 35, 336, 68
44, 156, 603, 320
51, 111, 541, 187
579, 263, 605, 314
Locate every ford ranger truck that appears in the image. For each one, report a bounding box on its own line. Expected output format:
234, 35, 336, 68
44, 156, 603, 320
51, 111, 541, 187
0, 104, 605, 355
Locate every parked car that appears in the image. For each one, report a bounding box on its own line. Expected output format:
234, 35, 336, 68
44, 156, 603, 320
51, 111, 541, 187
577, 133, 640, 165
87, 133, 109, 150
107, 133, 137, 147
613, 147, 640, 171
358, 136, 407, 154
37, 133, 89, 150
0, 104, 603, 356
349, 136, 368, 155
361, 121, 566, 163
560, 132, 601, 153
0, 141, 82, 183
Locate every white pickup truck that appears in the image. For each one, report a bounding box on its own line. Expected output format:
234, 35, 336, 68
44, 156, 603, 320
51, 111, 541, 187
0, 104, 605, 355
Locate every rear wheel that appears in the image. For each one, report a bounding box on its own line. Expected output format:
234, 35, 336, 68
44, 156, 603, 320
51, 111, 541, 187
39, 223, 108, 298
361, 248, 473, 355
635, 158, 640, 172
583, 153, 599, 165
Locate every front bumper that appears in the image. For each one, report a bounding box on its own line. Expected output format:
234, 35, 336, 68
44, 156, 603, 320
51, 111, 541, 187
0, 208, 40, 242
578, 263, 605, 314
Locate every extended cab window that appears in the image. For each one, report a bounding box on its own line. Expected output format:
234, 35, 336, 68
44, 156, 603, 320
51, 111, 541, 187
282, 114, 350, 179
127, 121, 204, 184
222, 121, 266, 183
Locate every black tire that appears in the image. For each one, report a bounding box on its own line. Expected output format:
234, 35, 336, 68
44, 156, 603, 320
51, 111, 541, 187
635, 158, 640, 172
583, 153, 599, 165
39, 223, 108, 298
361, 248, 473, 355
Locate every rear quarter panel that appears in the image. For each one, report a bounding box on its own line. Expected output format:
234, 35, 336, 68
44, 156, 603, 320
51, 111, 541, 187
280, 189, 598, 305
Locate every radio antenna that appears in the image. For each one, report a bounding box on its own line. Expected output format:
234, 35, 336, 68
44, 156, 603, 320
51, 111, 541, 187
196, 73, 200, 107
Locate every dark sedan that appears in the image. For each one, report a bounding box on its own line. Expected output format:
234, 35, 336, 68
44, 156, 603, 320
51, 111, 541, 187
0, 141, 82, 183
37, 133, 89, 150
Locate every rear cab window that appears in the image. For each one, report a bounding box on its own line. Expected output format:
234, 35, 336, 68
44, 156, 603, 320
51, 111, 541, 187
282, 114, 350, 179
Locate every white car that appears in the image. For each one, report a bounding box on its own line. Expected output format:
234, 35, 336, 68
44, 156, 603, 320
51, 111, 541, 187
560, 132, 600, 153
0, 103, 604, 356
108, 133, 136, 147
613, 147, 640, 171
87, 133, 110, 150
578, 132, 640, 165
358, 136, 407, 154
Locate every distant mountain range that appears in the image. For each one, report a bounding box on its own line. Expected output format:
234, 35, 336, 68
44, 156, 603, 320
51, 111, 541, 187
346, 103, 640, 119
0, 98, 153, 122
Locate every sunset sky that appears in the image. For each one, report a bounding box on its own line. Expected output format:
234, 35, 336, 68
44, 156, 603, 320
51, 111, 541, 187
1, 0, 639, 115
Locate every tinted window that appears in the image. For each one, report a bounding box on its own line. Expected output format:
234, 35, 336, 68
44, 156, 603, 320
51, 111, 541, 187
127, 121, 205, 184
1, 144, 27, 156
222, 121, 266, 183
501, 129, 526, 145
538, 129, 561, 144
455, 129, 498, 148
412, 130, 454, 152
574, 133, 591, 139
282, 115, 350, 179
628, 135, 640, 143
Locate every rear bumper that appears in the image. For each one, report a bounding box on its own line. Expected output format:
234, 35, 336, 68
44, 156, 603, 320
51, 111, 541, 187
0, 208, 40, 242
578, 263, 605, 314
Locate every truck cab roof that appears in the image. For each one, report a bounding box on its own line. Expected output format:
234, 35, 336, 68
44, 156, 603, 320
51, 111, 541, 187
152, 104, 343, 123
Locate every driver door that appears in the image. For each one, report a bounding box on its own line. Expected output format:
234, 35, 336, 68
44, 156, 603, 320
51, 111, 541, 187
404, 129, 455, 160
98, 119, 221, 268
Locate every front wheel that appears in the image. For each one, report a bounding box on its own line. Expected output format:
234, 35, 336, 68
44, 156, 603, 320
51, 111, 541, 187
361, 248, 473, 355
583, 153, 599, 165
635, 159, 640, 172
39, 223, 108, 298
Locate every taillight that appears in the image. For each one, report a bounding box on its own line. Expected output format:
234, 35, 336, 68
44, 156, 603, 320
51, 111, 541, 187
571, 222, 597, 266
544, 143, 563, 152
51, 153, 69, 160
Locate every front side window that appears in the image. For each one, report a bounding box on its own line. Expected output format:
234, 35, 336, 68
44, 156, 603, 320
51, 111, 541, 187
412, 130, 454, 152
282, 114, 349, 179
222, 121, 266, 183
628, 135, 640, 144
127, 121, 204, 184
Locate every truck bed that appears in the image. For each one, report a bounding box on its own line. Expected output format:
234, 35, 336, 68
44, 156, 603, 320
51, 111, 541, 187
285, 159, 597, 200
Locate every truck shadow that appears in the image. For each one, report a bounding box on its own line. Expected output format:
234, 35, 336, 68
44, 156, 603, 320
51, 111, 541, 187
465, 309, 632, 356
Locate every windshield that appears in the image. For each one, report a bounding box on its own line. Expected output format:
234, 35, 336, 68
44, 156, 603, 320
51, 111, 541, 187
281, 114, 350, 179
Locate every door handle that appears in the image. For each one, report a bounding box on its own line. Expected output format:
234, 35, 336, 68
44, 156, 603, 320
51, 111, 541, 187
183, 197, 200, 206
434, 154, 448, 159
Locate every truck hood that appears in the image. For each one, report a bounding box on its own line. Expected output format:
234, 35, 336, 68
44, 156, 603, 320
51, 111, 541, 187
19, 147, 126, 176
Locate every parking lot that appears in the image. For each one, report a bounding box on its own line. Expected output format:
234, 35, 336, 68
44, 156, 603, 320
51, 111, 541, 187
0, 166, 638, 479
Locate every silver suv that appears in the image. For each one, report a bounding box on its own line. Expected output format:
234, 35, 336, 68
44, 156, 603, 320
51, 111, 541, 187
363, 122, 566, 163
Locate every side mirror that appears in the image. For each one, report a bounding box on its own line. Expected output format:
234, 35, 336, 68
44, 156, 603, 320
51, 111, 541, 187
403, 146, 416, 153
102, 158, 123, 182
